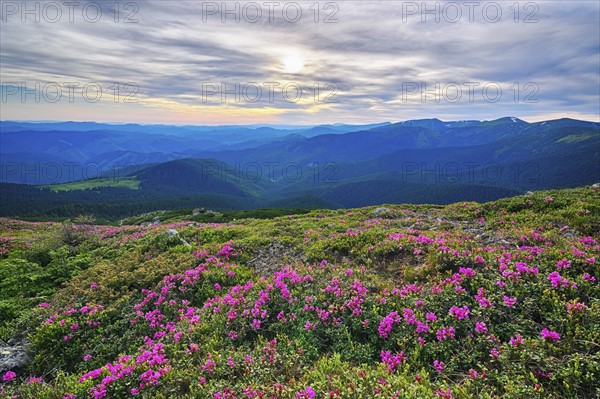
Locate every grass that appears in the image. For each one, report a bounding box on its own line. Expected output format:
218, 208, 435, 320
42, 177, 140, 192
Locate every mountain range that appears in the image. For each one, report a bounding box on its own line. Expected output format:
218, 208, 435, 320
0, 117, 598, 220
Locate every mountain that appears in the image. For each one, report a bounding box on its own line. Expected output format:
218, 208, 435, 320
0, 117, 598, 219
0, 121, 391, 183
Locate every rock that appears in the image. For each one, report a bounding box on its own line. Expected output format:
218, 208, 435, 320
371, 207, 393, 218
0, 339, 30, 373
525, 191, 534, 196
249, 242, 307, 276
592, 183, 600, 188
166, 229, 191, 247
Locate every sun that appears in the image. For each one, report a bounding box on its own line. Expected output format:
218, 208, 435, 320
283, 54, 305, 74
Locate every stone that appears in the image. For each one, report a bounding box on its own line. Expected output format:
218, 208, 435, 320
371, 207, 393, 218
0, 339, 29, 373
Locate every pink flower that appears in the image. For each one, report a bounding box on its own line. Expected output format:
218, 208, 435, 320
503, 296, 517, 308
436, 388, 454, 399
510, 334, 524, 346
2, 371, 16, 382
433, 360, 445, 372
566, 301, 586, 313
83, 354, 93, 361
436, 326, 455, 341
425, 312, 437, 322
475, 322, 488, 333
490, 347, 500, 358
297, 386, 316, 399
378, 311, 400, 338
548, 271, 575, 288
380, 350, 407, 372
583, 273, 596, 282
304, 320, 315, 330
251, 319, 261, 330
541, 328, 560, 342
475, 288, 493, 308
449, 305, 470, 320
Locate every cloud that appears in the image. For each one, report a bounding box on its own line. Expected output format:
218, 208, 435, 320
1, 0, 598, 123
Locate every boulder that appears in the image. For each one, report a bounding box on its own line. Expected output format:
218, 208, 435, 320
0, 339, 29, 373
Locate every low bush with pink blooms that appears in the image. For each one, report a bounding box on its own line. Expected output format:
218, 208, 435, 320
0, 187, 599, 399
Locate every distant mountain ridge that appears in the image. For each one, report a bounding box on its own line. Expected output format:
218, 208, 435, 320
0, 117, 598, 219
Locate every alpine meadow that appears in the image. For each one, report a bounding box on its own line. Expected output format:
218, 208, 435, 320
0, 1, 599, 399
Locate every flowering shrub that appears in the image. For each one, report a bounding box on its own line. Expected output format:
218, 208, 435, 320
1, 187, 599, 399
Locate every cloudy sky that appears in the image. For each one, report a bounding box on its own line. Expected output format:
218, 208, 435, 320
1, 0, 599, 124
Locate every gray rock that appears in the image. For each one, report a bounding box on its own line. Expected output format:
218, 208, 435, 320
592, 183, 600, 188
249, 242, 307, 276
0, 339, 30, 372
167, 229, 191, 247
371, 207, 393, 217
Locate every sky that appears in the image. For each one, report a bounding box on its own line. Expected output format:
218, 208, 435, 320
1, 0, 599, 125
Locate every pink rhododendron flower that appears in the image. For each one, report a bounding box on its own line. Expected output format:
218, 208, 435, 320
2, 371, 16, 382
436, 388, 454, 399
297, 386, 316, 399
475, 321, 488, 333
503, 296, 517, 307
449, 305, 470, 320
541, 328, 560, 342
510, 334, 524, 346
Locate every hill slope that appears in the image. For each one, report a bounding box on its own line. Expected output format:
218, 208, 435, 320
0, 186, 598, 399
